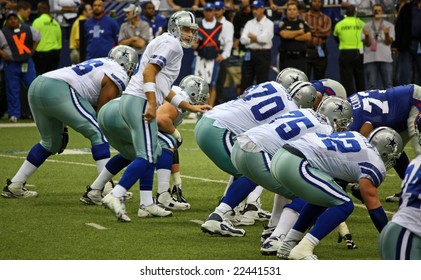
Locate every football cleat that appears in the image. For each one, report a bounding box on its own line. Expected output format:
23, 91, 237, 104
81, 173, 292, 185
338, 233, 358, 249
103, 180, 133, 200
242, 201, 271, 221
80, 186, 103, 205
171, 184, 188, 203
156, 190, 190, 210
201, 211, 246, 237
1, 179, 37, 198
260, 236, 283, 256
138, 203, 173, 218
102, 193, 131, 222
261, 223, 276, 242
288, 242, 318, 260
277, 238, 299, 259
227, 207, 255, 226
385, 192, 400, 203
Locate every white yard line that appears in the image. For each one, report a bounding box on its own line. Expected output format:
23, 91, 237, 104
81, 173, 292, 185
85, 223, 108, 230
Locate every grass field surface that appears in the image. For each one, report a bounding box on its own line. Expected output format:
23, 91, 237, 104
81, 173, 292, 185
0, 120, 404, 261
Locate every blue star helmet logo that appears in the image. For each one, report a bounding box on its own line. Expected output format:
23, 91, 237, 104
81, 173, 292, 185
386, 137, 397, 150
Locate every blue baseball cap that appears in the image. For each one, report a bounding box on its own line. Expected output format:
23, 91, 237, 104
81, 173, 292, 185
203, 2, 215, 10
252, 0, 265, 8
214, 1, 224, 9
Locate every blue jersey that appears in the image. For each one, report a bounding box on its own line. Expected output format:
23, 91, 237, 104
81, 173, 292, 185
347, 85, 414, 132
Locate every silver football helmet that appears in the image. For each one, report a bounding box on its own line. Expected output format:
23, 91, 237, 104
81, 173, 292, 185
276, 67, 308, 89
167, 11, 198, 48
368, 126, 403, 170
316, 96, 353, 132
318, 79, 347, 100
108, 45, 138, 77
287, 81, 317, 109
179, 75, 209, 105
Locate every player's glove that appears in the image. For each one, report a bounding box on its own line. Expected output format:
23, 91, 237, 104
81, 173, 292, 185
347, 183, 364, 203
337, 233, 358, 249
58, 126, 69, 154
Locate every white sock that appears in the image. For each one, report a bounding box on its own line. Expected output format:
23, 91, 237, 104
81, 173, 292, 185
284, 228, 305, 243
304, 233, 319, 247
95, 158, 109, 174
268, 194, 291, 227
156, 168, 171, 194
12, 160, 37, 183
90, 168, 114, 190
171, 172, 182, 186
110, 184, 127, 199
246, 185, 264, 204
140, 190, 153, 206
216, 202, 232, 214
337, 222, 350, 237
271, 207, 300, 238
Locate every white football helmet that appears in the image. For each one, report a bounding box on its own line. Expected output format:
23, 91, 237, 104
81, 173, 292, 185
316, 96, 353, 132
287, 81, 317, 109
368, 126, 403, 170
179, 75, 210, 105
313, 79, 347, 100
167, 11, 198, 48
108, 45, 138, 77
276, 67, 308, 89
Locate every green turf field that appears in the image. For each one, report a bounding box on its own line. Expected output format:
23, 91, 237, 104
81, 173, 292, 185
0, 120, 402, 260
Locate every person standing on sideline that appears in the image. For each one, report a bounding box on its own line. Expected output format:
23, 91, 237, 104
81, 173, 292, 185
333, 4, 365, 97
1, 45, 138, 199
301, 0, 331, 80
32, 2, 62, 75
141, 1, 167, 39
69, 3, 93, 64
16, 1, 32, 24
362, 4, 394, 90
240, 0, 273, 93
84, 0, 119, 59
214, 1, 234, 106
278, 1, 311, 73
99, 11, 212, 222
0, 11, 40, 123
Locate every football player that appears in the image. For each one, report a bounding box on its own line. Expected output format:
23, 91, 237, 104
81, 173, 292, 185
271, 127, 403, 259
347, 85, 421, 202
2, 45, 138, 199
95, 11, 212, 222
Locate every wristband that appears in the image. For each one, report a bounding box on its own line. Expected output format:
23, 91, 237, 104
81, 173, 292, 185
143, 82, 156, 93
170, 94, 183, 108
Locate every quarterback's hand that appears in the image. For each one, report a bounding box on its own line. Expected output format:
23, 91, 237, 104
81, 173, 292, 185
143, 104, 156, 123
190, 104, 212, 113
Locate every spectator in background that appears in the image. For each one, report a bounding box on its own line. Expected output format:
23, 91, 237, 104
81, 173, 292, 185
278, 1, 311, 73
167, 0, 200, 12
239, 0, 273, 93
333, 5, 365, 96
214, 1, 234, 105
363, 4, 394, 89
118, 4, 150, 58
301, 0, 331, 80
17, 1, 31, 24
394, 0, 421, 85
0, 11, 40, 122
84, 0, 119, 59
141, 1, 167, 39
193, 2, 223, 106
32, 2, 62, 75
69, 3, 92, 64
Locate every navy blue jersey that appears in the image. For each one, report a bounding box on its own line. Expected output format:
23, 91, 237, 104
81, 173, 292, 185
347, 85, 414, 132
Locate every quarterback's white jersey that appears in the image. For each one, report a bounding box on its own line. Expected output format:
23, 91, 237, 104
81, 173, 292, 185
124, 33, 183, 107
242, 109, 333, 155
289, 131, 386, 186
392, 155, 421, 237
43, 57, 129, 107
205, 81, 298, 135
